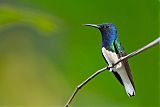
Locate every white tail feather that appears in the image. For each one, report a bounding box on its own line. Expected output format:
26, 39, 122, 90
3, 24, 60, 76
116, 66, 135, 96
102, 47, 135, 96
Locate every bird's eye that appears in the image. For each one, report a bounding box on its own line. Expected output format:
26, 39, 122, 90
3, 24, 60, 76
104, 26, 109, 29
101, 25, 110, 29
106, 26, 110, 28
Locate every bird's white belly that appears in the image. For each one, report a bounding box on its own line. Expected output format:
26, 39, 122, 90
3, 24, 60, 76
102, 47, 122, 71
102, 47, 135, 96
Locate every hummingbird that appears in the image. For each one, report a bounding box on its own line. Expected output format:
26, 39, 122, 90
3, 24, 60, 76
84, 23, 135, 96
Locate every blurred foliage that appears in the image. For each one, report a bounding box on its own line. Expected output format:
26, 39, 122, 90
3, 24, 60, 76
0, 5, 57, 34
0, 0, 159, 107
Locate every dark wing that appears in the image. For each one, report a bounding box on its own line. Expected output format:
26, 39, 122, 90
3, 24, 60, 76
113, 39, 135, 89
120, 49, 135, 89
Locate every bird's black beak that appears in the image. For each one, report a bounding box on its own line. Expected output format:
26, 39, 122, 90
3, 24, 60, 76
84, 24, 100, 28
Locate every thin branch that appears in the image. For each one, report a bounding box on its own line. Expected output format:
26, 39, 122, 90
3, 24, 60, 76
113, 37, 160, 66
64, 37, 160, 107
64, 67, 108, 107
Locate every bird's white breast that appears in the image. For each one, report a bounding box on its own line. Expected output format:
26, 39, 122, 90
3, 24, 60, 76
102, 47, 135, 96
102, 47, 122, 71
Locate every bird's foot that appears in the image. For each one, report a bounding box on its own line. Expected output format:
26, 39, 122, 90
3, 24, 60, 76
114, 62, 122, 69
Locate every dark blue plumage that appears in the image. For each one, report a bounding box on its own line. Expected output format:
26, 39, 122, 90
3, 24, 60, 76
97, 23, 117, 50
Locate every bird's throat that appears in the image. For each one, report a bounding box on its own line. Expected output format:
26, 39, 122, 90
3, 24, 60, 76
101, 34, 116, 48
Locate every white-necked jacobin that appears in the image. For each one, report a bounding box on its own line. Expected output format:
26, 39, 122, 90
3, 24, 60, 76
85, 23, 135, 96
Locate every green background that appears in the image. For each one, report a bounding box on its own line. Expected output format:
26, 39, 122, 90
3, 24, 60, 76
0, 0, 159, 107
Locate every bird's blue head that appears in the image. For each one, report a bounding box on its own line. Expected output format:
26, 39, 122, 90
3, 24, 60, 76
85, 23, 118, 47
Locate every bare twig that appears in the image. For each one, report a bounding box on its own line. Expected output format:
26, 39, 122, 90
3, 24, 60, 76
64, 37, 160, 107
113, 37, 160, 66
64, 67, 108, 107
